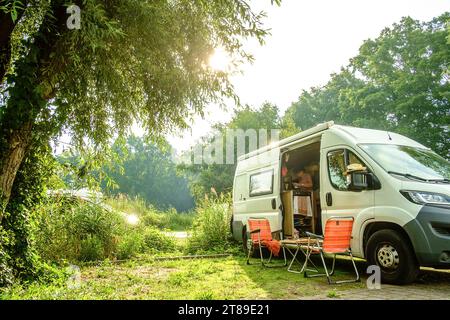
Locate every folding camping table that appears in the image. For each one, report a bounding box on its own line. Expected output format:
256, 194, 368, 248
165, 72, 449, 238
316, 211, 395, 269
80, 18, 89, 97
280, 238, 320, 273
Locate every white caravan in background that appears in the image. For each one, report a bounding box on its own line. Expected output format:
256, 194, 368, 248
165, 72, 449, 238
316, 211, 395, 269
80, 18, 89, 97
231, 121, 450, 284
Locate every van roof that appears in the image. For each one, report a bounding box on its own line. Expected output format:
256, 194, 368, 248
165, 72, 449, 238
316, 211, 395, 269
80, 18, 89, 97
237, 121, 427, 161
332, 124, 426, 148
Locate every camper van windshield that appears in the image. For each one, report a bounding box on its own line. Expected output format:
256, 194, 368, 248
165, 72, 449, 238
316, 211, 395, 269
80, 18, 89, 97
360, 144, 450, 181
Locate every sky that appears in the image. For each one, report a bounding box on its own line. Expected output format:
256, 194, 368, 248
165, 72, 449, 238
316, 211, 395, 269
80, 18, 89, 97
166, 0, 450, 153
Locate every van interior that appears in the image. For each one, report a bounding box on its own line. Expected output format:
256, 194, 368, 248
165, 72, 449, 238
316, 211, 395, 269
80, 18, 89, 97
280, 141, 323, 238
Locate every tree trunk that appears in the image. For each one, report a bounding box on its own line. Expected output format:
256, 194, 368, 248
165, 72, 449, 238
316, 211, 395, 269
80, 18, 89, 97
0, 122, 33, 219
0, 2, 74, 218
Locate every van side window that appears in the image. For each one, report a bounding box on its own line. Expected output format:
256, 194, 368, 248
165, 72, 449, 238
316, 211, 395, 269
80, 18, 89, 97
249, 169, 274, 197
327, 149, 367, 191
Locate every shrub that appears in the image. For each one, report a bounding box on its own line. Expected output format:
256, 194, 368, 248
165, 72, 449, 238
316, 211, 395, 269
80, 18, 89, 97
186, 193, 233, 254
107, 196, 195, 231
142, 226, 176, 253
163, 209, 195, 231
34, 194, 179, 263
116, 231, 145, 260
35, 196, 121, 263
78, 236, 105, 262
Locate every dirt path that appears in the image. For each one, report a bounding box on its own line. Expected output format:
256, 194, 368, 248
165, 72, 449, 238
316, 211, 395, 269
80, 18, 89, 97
164, 231, 189, 239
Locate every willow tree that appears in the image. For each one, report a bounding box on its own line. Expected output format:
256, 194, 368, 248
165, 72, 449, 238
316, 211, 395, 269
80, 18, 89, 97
0, 0, 280, 209
0, 0, 280, 283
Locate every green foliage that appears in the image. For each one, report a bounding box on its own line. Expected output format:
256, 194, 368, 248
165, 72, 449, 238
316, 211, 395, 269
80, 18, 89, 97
0, 143, 60, 286
115, 225, 176, 260
2, 0, 276, 152
105, 196, 195, 231
142, 226, 177, 253
181, 103, 291, 199
1, 0, 276, 284
99, 136, 194, 212
286, 13, 450, 157
34, 196, 121, 263
34, 195, 177, 264
187, 193, 233, 254
447, 20, 450, 44
0, 1, 25, 22
115, 232, 143, 260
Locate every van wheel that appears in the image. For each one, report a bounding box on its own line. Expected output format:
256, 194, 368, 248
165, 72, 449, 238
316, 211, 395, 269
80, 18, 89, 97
242, 227, 258, 258
242, 227, 249, 256
366, 229, 419, 285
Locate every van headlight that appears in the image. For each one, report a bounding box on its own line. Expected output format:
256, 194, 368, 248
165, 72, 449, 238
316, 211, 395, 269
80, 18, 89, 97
401, 190, 450, 206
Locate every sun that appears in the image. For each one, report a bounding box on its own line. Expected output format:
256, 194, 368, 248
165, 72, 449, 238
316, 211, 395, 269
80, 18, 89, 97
208, 48, 232, 72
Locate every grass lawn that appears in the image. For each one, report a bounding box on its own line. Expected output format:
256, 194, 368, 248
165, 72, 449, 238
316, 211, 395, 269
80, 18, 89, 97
0, 255, 366, 300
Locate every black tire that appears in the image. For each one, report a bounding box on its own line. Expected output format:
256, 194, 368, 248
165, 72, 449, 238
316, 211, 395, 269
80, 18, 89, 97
230, 217, 234, 236
242, 227, 249, 256
366, 229, 419, 285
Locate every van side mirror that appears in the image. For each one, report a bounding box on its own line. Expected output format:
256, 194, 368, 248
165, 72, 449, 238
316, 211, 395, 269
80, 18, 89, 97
348, 172, 381, 191
349, 172, 368, 191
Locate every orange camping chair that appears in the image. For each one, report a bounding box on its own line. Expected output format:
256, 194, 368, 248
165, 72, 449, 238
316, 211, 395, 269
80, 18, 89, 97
301, 217, 360, 284
246, 218, 287, 267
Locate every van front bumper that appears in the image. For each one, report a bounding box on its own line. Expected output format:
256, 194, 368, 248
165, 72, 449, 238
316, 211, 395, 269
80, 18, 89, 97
404, 204, 450, 269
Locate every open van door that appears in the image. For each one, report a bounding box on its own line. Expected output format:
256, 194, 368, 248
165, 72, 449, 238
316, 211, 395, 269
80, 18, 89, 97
320, 135, 376, 256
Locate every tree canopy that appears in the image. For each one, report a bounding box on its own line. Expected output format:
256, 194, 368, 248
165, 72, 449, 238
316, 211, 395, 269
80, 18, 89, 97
287, 13, 449, 157
181, 102, 297, 198
0, 0, 278, 205
103, 136, 194, 212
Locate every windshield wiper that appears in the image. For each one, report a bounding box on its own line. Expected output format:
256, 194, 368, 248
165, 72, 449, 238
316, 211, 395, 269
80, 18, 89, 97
428, 178, 450, 184
387, 171, 430, 182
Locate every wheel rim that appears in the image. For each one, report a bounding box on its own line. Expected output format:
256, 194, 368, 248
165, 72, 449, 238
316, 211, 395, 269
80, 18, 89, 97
376, 243, 400, 270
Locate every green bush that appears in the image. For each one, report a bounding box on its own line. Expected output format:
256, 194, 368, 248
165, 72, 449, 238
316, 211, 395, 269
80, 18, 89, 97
79, 236, 105, 262
186, 193, 233, 254
116, 231, 145, 260
35, 196, 121, 263
142, 226, 176, 253
107, 196, 195, 231
162, 209, 195, 231
34, 194, 178, 264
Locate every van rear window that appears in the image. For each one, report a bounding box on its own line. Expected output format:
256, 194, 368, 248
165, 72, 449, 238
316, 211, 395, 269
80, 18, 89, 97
249, 169, 274, 197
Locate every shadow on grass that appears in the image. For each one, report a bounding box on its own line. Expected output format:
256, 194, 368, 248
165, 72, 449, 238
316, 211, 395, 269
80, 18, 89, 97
236, 250, 365, 299
238, 248, 450, 299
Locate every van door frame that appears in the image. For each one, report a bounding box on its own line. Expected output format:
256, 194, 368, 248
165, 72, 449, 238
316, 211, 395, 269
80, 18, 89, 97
279, 136, 323, 236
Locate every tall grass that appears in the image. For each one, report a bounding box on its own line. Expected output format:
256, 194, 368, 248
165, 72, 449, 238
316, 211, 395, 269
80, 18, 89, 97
105, 196, 195, 231
186, 193, 234, 254
34, 192, 235, 264
34, 195, 177, 264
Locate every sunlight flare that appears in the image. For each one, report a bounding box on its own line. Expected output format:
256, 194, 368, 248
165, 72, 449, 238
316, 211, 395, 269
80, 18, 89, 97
126, 214, 139, 225
208, 48, 232, 72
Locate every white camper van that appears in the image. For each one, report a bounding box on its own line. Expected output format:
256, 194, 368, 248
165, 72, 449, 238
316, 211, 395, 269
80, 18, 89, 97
231, 121, 450, 284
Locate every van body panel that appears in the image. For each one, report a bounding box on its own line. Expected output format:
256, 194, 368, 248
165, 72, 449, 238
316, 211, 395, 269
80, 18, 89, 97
233, 148, 282, 236
404, 204, 450, 268
330, 125, 427, 148
320, 136, 376, 256
238, 122, 333, 161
